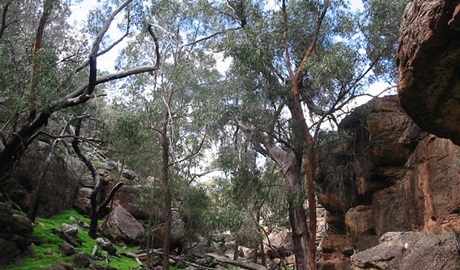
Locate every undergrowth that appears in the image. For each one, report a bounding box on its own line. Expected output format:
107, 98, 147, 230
4, 209, 139, 270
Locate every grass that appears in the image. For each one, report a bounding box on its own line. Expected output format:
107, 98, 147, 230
4, 209, 139, 270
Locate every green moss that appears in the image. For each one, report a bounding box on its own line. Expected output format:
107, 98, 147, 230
5, 209, 139, 270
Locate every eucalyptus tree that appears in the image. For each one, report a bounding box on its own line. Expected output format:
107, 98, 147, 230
109, 1, 231, 268
0, 0, 160, 186
213, 140, 288, 264
213, 0, 403, 269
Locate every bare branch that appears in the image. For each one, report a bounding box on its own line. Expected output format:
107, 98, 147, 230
86, 0, 133, 96
294, 0, 330, 81
29, 0, 54, 117
168, 131, 208, 168
75, 11, 132, 73
148, 24, 161, 70
180, 27, 241, 50
0, 0, 12, 39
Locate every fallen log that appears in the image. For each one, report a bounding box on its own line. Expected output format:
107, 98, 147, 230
206, 253, 268, 270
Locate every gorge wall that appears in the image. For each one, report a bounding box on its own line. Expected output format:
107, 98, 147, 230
315, 95, 460, 269
398, 0, 460, 145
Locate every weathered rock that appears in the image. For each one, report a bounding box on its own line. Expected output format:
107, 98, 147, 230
315, 96, 426, 269
73, 187, 93, 215
51, 227, 82, 247
61, 223, 79, 238
264, 229, 293, 259
96, 237, 117, 255
398, 0, 460, 145
351, 232, 458, 270
9, 144, 85, 217
318, 234, 353, 270
101, 205, 144, 244
58, 243, 75, 256
345, 206, 378, 252
372, 186, 409, 236
59, 261, 76, 270
146, 210, 186, 250
0, 201, 36, 266
108, 184, 153, 220
70, 252, 91, 268
403, 135, 460, 233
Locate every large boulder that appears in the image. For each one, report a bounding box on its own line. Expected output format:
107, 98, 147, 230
3, 143, 85, 217
108, 184, 154, 220
351, 232, 458, 270
101, 205, 144, 244
398, 0, 460, 145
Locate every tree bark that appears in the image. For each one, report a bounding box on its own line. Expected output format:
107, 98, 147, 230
71, 118, 124, 238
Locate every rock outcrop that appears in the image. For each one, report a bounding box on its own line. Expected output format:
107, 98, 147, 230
351, 232, 458, 270
316, 95, 460, 269
398, 0, 460, 145
0, 201, 36, 266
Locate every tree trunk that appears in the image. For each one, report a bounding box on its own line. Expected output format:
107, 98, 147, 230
161, 133, 171, 270
0, 112, 52, 182
233, 238, 240, 260
158, 95, 172, 270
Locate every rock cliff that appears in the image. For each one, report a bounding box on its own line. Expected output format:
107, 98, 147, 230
398, 0, 460, 145
316, 95, 460, 269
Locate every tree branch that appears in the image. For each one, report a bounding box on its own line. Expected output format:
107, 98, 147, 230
0, 0, 12, 40
29, 0, 54, 117
180, 27, 241, 50
294, 1, 330, 81
168, 131, 207, 168
86, 0, 133, 96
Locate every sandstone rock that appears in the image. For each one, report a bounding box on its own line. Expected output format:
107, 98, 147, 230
398, 0, 460, 145
372, 186, 409, 236
59, 261, 75, 270
318, 234, 353, 270
345, 205, 378, 252
403, 135, 460, 233
101, 205, 144, 244
351, 232, 458, 270
171, 210, 185, 246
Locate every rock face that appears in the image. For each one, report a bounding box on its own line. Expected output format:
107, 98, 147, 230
404, 135, 460, 234
316, 95, 460, 269
398, 0, 460, 145
351, 232, 458, 270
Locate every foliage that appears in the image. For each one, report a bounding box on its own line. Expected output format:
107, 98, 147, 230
361, 0, 408, 83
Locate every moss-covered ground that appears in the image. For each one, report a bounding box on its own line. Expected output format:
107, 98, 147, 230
5, 209, 139, 270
